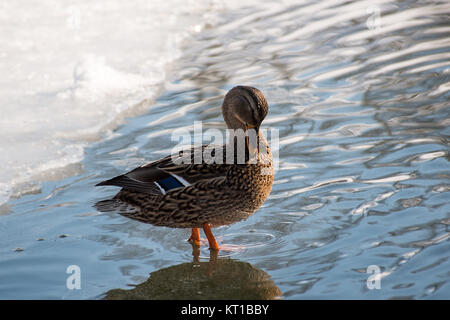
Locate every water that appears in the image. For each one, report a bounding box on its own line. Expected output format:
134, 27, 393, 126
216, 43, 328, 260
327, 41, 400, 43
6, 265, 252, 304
1, 0, 449, 299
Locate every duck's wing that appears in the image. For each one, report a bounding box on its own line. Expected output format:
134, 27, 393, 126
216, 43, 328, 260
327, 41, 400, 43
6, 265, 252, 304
95, 159, 176, 194
95, 144, 230, 195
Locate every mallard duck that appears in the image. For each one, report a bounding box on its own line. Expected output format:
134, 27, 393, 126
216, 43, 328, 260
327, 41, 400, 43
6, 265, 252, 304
95, 86, 273, 251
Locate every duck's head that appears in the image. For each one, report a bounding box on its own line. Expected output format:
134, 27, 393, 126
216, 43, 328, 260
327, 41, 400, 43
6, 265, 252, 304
221, 86, 269, 132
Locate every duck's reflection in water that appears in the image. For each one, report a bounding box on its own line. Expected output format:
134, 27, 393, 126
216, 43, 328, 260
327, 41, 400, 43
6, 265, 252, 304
104, 245, 282, 300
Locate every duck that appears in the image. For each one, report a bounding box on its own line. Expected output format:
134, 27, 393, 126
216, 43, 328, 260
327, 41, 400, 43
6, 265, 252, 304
95, 86, 273, 251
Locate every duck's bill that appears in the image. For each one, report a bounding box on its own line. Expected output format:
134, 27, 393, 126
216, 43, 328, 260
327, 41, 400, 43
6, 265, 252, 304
245, 127, 260, 159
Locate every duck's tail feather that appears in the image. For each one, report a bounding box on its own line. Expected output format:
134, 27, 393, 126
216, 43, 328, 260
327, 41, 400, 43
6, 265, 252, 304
94, 198, 140, 215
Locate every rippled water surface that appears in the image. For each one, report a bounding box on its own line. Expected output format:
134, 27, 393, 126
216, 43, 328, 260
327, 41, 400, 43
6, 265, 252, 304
1, 0, 449, 299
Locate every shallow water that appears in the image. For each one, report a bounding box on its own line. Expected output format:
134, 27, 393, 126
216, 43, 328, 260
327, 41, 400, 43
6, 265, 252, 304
1, 0, 450, 299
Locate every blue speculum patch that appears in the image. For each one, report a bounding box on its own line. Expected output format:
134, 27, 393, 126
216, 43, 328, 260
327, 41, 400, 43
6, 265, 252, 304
157, 176, 184, 191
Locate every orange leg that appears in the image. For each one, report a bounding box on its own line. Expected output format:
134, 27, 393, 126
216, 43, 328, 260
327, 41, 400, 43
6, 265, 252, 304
188, 228, 201, 246
203, 223, 220, 251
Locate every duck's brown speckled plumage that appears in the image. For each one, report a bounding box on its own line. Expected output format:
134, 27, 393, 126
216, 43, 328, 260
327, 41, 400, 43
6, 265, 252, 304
95, 86, 273, 249
112, 144, 273, 228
